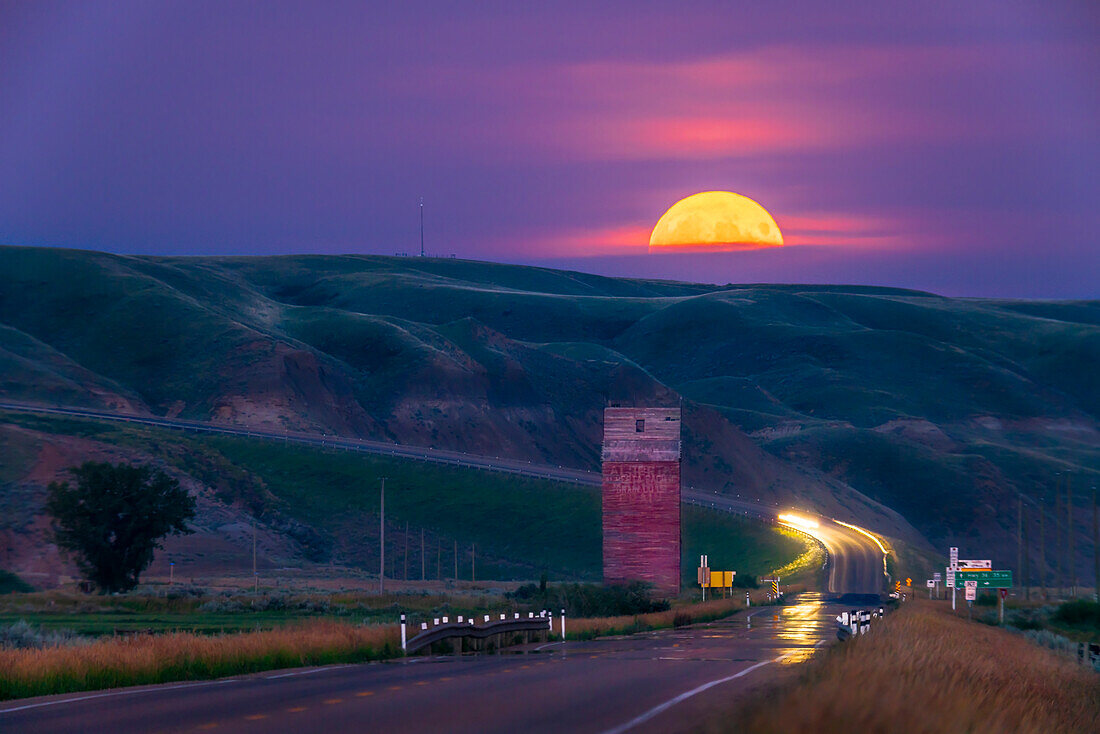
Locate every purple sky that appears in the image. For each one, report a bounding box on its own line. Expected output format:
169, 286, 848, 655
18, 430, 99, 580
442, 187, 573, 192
1, 1, 1097, 297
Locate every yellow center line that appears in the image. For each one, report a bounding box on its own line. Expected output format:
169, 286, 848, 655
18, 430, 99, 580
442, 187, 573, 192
323, 698, 343, 705
440, 676, 454, 681
197, 725, 219, 731
244, 714, 268, 721
387, 685, 403, 691
355, 691, 374, 697
286, 707, 307, 713
415, 681, 429, 686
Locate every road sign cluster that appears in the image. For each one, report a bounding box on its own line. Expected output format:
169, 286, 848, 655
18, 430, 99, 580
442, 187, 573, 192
943, 547, 1013, 616
697, 555, 738, 599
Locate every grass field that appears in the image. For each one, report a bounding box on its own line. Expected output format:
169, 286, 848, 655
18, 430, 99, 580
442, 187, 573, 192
0, 588, 515, 637
716, 600, 1100, 734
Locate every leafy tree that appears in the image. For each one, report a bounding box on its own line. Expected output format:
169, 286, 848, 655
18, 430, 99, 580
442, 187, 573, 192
46, 461, 196, 593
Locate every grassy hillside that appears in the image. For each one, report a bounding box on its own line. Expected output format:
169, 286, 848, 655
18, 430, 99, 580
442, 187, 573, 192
1, 245, 1097, 582
0, 410, 805, 587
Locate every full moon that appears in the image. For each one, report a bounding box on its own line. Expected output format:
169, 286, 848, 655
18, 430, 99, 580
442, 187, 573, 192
649, 191, 783, 251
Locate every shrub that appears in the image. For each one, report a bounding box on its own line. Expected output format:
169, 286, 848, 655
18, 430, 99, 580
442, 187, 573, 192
549, 582, 670, 617
0, 570, 33, 595
508, 583, 541, 601
732, 573, 759, 589
0, 621, 87, 650
1053, 600, 1100, 631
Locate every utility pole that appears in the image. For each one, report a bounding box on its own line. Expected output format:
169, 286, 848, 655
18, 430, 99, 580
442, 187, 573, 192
252, 520, 258, 593
1017, 495, 1023, 598
379, 477, 386, 594
1022, 505, 1031, 600
1039, 507, 1047, 599
1092, 486, 1098, 602
1055, 488, 1064, 598
1067, 471, 1075, 597
419, 197, 425, 257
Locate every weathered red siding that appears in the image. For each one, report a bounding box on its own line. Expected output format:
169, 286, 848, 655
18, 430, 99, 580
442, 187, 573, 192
602, 407, 681, 596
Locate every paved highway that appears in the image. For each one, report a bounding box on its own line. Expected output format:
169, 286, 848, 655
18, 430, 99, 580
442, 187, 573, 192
1, 595, 849, 734
0, 400, 888, 595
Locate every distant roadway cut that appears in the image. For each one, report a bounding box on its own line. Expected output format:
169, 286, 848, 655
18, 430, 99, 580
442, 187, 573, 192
0, 401, 887, 595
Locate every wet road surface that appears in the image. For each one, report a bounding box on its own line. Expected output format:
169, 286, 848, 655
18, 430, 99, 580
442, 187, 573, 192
2, 595, 848, 734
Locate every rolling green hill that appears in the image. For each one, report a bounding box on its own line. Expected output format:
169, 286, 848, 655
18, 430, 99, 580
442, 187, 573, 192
1, 245, 1097, 585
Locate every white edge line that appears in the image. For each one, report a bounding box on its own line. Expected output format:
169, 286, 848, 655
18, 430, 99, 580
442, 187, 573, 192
264, 665, 351, 680
1, 663, 356, 714
599, 654, 788, 734
534, 641, 564, 651
0, 678, 240, 715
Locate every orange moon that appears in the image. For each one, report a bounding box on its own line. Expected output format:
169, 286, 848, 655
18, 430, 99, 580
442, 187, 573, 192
649, 191, 783, 251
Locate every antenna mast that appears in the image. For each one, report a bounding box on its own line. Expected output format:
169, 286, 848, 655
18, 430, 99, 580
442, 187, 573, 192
419, 197, 425, 257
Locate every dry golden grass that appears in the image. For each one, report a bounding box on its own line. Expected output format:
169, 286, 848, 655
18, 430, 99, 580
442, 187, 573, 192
0, 620, 400, 700
568, 596, 744, 640
724, 601, 1100, 734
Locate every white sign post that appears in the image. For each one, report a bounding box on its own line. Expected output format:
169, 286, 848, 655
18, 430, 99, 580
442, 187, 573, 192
949, 548, 958, 610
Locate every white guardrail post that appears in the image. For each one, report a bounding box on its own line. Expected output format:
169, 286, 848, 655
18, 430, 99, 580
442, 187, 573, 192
561, 608, 566, 641
400, 614, 407, 653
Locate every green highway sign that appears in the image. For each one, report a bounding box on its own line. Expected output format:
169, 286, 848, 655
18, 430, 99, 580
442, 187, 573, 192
955, 570, 1012, 588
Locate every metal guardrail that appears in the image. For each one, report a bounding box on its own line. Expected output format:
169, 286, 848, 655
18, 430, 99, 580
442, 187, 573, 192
835, 607, 886, 641
404, 612, 553, 654
1077, 642, 1100, 669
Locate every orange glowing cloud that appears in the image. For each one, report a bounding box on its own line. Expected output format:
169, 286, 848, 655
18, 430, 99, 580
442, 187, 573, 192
516, 224, 651, 257
780, 213, 906, 249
